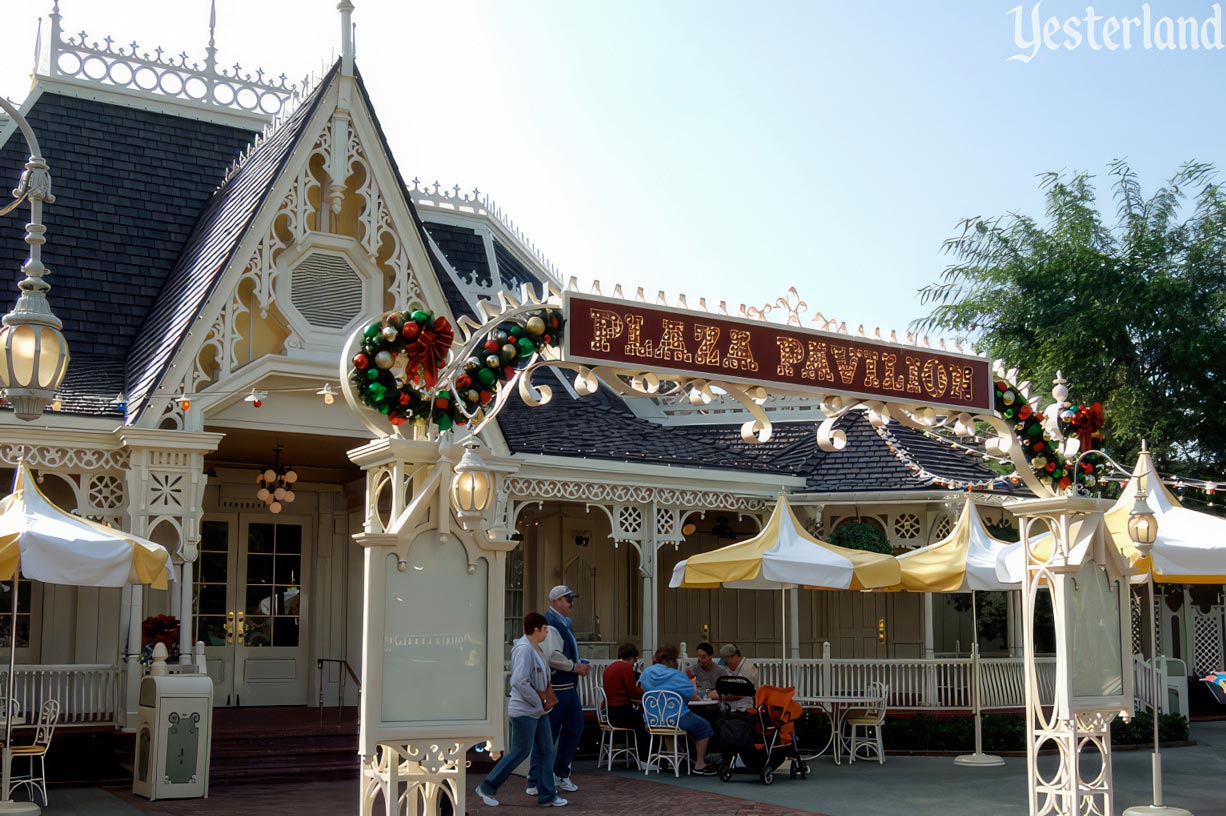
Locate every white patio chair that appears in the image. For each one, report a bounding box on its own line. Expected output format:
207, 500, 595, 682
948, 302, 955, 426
595, 687, 640, 770
9, 699, 60, 805
848, 682, 888, 764
641, 689, 689, 777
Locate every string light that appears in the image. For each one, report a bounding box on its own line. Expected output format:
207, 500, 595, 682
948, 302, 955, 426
316, 383, 335, 405
873, 422, 1005, 492
244, 389, 267, 408
178, 392, 191, 412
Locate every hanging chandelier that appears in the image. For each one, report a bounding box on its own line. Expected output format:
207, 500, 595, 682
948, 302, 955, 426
256, 445, 298, 514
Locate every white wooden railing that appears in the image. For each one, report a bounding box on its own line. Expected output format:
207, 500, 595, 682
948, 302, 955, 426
0, 664, 119, 727
573, 655, 1057, 712
1133, 654, 1189, 719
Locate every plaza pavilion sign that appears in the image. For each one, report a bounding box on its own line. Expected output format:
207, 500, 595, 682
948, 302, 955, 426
563, 293, 991, 414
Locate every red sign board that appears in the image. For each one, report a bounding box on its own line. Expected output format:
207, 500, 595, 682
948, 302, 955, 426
563, 293, 991, 413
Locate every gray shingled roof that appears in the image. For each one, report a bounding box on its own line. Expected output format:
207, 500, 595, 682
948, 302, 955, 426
0, 92, 258, 416
124, 64, 340, 420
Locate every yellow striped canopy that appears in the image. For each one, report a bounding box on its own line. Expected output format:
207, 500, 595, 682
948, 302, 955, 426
894, 500, 1015, 592
0, 463, 171, 589
1104, 450, 1226, 585
669, 494, 899, 591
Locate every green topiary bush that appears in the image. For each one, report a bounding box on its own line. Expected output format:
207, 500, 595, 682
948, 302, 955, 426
829, 521, 892, 554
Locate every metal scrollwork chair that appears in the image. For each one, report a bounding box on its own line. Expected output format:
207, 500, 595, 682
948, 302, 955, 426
595, 687, 640, 770
9, 698, 59, 804
641, 689, 689, 777
848, 682, 888, 764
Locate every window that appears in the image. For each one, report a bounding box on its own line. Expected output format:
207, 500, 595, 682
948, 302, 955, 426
504, 543, 524, 645
0, 580, 32, 648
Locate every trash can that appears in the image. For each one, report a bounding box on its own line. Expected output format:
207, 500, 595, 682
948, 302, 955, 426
133, 674, 214, 800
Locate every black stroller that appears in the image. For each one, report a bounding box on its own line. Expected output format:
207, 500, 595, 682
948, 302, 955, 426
714, 675, 809, 785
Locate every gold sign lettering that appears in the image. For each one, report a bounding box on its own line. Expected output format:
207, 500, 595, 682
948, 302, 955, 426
566, 295, 989, 413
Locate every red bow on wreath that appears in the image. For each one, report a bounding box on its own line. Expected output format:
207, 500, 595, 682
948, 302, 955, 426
1068, 402, 1105, 450
404, 316, 454, 388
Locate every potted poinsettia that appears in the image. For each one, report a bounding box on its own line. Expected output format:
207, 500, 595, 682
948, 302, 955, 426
140, 614, 181, 667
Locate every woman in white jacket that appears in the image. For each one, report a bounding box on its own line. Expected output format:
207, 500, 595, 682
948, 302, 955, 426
476, 612, 568, 808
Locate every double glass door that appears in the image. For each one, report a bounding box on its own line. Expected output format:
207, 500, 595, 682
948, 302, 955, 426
194, 516, 308, 706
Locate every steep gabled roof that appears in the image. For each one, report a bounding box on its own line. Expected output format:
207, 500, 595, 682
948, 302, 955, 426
124, 63, 340, 420
0, 91, 258, 416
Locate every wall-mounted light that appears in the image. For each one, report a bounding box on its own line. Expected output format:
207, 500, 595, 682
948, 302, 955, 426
574, 531, 591, 547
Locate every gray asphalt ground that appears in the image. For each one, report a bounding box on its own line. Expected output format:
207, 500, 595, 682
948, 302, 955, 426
35, 721, 1226, 815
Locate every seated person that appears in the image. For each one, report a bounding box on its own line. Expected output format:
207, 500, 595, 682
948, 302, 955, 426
602, 641, 653, 769
638, 644, 717, 775
718, 643, 759, 712
688, 641, 726, 699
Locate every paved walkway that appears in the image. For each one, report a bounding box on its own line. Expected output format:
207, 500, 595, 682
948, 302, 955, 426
34, 722, 1226, 815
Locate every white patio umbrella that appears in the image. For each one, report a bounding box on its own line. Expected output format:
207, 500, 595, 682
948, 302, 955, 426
0, 462, 173, 813
669, 494, 900, 687
894, 499, 1015, 766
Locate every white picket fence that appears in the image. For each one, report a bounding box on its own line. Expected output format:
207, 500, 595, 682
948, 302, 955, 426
574, 655, 1058, 711
0, 664, 119, 726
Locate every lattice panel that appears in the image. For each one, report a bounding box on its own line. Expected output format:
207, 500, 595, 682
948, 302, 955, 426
933, 514, 954, 540
894, 513, 920, 540
1130, 590, 1144, 656
1194, 607, 1224, 675
616, 505, 643, 536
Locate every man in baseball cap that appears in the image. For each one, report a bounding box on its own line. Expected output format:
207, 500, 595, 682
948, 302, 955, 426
540, 585, 588, 793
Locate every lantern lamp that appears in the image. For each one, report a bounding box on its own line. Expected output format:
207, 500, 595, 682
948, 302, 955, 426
1127, 488, 1158, 552
450, 443, 494, 529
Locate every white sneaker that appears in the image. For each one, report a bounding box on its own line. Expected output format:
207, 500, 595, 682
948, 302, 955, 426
541, 797, 568, 808
526, 786, 538, 796
476, 786, 499, 807
638, 760, 659, 772
554, 776, 578, 792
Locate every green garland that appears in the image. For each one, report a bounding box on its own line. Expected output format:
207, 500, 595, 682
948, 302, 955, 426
993, 378, 1106, 492
348, 307, 566, 431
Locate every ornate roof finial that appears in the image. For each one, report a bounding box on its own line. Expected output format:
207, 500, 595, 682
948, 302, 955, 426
208, 0, 217, 49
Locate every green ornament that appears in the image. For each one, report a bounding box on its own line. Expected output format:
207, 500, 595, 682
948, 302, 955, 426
368, 382, 387, 401
1027, 422, 1042, 437
410, 309, 430, 323
364, 323, 382, 339
517, 337, 536, 355
476, 368, 496, 386
366, 369, 379, 381
436, 415, 453, 431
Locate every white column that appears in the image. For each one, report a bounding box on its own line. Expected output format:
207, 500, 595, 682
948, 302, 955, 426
122, 584, 143, 729
179, 560, 193, 665
639, 504, 659, 656
168, 561, 182, 621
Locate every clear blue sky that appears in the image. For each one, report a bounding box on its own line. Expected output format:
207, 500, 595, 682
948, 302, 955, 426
1, 1, 1222, 336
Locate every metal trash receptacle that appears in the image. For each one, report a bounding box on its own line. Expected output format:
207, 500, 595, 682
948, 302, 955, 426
133, 674, 214, 800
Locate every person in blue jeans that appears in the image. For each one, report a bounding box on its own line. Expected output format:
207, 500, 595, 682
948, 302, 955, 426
476, 612, 568, 808
540, 585, 590, 792
638, 643, 718, 775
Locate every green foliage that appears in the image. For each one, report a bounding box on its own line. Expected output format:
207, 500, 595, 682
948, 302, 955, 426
915, 161, 1226, 480
844, 711, 1188, 754
1111, 709, 1190, 745
829, 521, 892, 554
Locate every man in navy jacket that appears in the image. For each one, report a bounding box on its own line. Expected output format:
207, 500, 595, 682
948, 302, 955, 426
540, 585, 590, 793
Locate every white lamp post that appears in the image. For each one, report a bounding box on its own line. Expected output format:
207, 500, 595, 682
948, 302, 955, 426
450, 442, 494, 530
0, 96, 68, 422
1123, 447, 1193, 816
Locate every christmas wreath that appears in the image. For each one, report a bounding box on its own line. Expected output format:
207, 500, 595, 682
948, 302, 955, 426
349, 307, 566, 431
993, 379, 1106, 492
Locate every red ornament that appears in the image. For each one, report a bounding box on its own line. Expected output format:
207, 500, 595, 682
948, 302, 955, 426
390, 416, 406, 426
434, 397, 450, 410
503, 365, 515, 380
484, 340, 500, 353
456, 374, 472, 389
1058, 476, 1072, 491
252, 399, 263, 408
1032, 440, 1045, 452
402, 322, 421, 341
1045, 462, 1056, 472
399, 392, 410, 406
1018, 404, 1032, 420
479, 390, 493, 405
353, 353, 369, 370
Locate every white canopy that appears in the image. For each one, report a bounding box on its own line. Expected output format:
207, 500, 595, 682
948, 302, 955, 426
669, 494, 899, 591
894, 500, 1015, 593
1104, 449, 1226, 584
0, 462, 172, 589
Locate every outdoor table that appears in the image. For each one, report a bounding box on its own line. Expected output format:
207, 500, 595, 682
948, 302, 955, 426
795, 694, 877, 765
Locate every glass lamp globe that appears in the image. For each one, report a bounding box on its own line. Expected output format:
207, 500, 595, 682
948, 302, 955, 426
1127, 490, 1159, 554
450, 444, 494, 529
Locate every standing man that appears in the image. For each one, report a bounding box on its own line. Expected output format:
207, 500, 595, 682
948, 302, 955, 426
542, 585, 590, 793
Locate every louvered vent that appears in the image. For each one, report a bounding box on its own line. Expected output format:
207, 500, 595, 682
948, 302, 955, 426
290, 253, 363, 329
